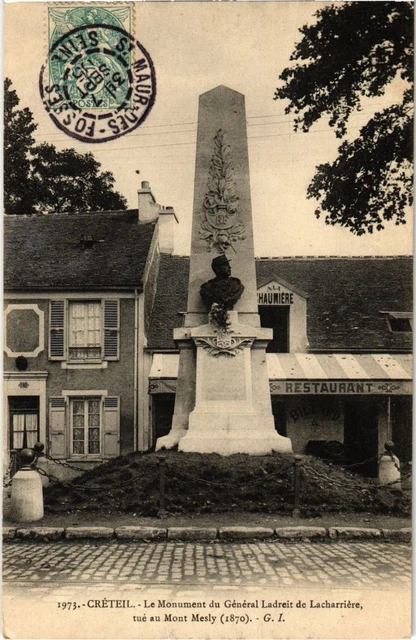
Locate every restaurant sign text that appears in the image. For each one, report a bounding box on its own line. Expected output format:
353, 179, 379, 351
257, 281, 294, 305
269, 380, 411, 395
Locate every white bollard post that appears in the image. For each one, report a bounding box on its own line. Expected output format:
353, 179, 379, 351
378, 441, 401, 492
10, 449, 44, 522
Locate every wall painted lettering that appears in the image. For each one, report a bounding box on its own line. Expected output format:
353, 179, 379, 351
289, 404, 340, 423
258, 292, 294, 305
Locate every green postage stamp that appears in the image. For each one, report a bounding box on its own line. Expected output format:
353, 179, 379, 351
41, 4, 156, 142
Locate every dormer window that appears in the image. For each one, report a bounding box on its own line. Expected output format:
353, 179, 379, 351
380, 312, 413, 333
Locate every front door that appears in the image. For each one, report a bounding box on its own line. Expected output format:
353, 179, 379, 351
344, 401, 379, 476
152, 394, 175, 447
9, 396, 40, 450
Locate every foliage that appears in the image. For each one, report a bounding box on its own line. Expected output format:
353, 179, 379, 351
4, 78, 38, 215
275, 2, 413, 234
208, 303, 231, 329
31, 144, 127, 214
4, 79, 127, 215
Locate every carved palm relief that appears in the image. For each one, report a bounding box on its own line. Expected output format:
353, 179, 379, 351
200, 129, 246, 253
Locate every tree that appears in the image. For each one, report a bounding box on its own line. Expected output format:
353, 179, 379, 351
275, 2, 413, 235
4, 78, 38, 214
31, 144, 127, 214
4, 79, 127, 215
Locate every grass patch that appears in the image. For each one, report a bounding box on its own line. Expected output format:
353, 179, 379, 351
44, 451, 410, 517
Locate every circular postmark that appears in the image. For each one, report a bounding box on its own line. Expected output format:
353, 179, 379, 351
40, 23, 156, 143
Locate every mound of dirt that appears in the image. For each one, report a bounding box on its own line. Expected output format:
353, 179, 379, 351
44, 451, 410, 517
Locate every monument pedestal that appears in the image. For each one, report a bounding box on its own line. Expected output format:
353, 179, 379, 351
180, 412, 291, 455
155, 86, 292, 457
156, 313, 292, 454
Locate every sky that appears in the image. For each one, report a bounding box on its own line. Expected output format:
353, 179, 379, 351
4, 1, 413, 256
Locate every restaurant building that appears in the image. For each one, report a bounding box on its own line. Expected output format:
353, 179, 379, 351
148, 253, 412, 472
4, 182, 412, 479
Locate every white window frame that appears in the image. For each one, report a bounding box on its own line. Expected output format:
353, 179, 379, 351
69, 396, 103, 459
49, 299, 120, 365
10, 408, 39, 450
68, 300, 103, 363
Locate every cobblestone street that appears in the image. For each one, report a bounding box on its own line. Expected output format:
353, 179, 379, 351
3, 541, 411, 639
3, 540, 411, 587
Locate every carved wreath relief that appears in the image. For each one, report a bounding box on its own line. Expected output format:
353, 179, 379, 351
200, 129, 246, 253
195, 333, 253, 358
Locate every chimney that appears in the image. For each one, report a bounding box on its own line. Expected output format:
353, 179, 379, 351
138, 181, 160, 223
158, 206, 178, 254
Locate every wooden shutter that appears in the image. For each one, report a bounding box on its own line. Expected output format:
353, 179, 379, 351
103, 397, 120, 458
103, 300, 119, 360
49, 397, 67, 459
49, 301, 65, 360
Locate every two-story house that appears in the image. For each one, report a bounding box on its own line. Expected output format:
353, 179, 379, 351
4, 182, 177, 479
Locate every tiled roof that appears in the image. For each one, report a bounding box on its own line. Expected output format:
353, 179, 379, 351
147, 255, 190, 349
4, 210, 155, 290
147, 255, 412, 352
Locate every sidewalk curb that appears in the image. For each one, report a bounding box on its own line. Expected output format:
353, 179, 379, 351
3, 525, 411, 543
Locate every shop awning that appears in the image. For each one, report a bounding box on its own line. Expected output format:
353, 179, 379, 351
149, 353, 412, 395
266, 353, 412, 395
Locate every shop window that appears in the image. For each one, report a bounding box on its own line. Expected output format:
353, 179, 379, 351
49, 299, 119, 361
258, 306, 290, 353
9, 396, 40, 450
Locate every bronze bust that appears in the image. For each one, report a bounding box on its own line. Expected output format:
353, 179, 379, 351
200, 254, 244, 310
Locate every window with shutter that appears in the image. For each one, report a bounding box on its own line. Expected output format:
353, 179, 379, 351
49, 397, 67, 458
49, 299, 120, 363
104, 300, 119, 360
70, 398, 101, 456
49, 301, 65, 359
103, 397, 120, 458
69, 301, 101, 360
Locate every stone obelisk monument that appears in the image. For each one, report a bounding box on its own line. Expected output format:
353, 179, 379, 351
156, 86, 292, 454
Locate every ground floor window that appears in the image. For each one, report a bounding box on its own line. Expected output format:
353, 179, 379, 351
49, 394, 119, 460
9, 396, 40, 450
71, 398, 101, 455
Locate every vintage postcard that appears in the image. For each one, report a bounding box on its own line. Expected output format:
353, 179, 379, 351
3, 1, 412, 639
